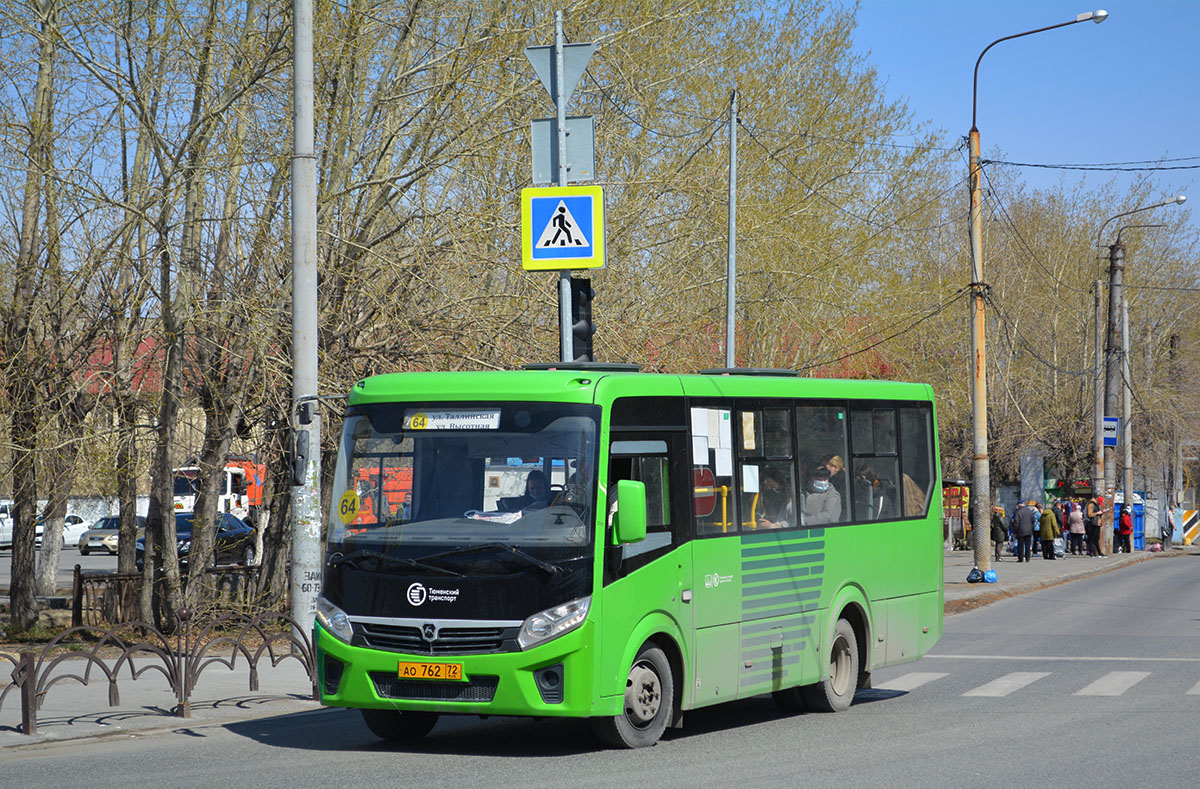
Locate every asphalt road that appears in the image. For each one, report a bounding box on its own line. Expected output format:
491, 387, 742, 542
2, 554, 1195, 786
0, 546, 120, 591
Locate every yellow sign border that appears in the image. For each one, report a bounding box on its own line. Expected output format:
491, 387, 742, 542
520, 185, 605, 271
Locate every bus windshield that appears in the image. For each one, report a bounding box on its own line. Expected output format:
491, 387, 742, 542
326, 402, 598, 566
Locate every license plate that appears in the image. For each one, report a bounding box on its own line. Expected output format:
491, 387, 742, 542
397, 661, 463, 681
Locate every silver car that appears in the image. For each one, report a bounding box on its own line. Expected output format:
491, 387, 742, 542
79, 515, 146, 555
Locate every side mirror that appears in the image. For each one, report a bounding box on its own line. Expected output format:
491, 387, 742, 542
613, 480, 647, 545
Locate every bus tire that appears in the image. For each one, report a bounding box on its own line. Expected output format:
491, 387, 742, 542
360, 709, 439, 741
592, 643, 674, 748
801, 617, 859, 713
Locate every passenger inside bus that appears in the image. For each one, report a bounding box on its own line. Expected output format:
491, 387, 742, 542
802, 466, 842, 525
756, 470, 795, 529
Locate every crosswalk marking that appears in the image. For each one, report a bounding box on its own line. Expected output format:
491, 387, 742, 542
962, 671, 1050, 697
1074, 671, 1151, 696
874, 672, 948, 692
1187, 680, 1200, 695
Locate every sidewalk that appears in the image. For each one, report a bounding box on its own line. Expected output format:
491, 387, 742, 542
943, 541, 1198, 612
3, 544, 1195, 749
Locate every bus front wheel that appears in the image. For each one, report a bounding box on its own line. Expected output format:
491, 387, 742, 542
593, 643, 674, 748
801, 617, 859, 713
360, 709, 439, 741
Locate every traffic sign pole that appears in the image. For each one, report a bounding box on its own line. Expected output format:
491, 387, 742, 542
555, 11, 571, 363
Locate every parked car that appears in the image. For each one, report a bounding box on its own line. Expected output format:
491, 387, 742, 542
135, 512, 255, 569
79, 515, 147, 555
62, 515, 92, 547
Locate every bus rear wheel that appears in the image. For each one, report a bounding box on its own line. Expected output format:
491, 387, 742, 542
360, 709, 439, 741
593, 643, 674, 748
801, 617, 859, 713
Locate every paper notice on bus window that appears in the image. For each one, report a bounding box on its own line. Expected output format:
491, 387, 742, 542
692, 436, 709, 466
715, 448, 733, 477
718, 410, 732, 449
691, 407, 710, 438
742, 412, 756, 451
743, 464, 760, 493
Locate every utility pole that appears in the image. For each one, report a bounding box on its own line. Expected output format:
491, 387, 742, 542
967, 124, 991, 573
724, 90, 737, 369
290, 0, 322, 635
1122, 296, 1133, 522
1102, 241, 1124, 555
1092, 279, 1104, 501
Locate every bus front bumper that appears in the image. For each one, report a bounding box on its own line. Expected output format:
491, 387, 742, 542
315, 621, 608, 718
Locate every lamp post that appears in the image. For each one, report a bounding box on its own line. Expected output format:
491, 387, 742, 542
1093, 196, 1185, 552
968, 9, 1107, 572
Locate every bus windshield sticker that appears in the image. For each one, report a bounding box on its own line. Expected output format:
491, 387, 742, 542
692, 435, 708, 465
403, 409, 501, 430
337, 490, 360, 524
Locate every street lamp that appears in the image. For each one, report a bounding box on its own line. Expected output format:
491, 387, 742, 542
967, 9, 1108, 572
1091, 196, 1185, 553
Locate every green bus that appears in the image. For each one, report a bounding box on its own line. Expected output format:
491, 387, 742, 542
315, 366, 943, 747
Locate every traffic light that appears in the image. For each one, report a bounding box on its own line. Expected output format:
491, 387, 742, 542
569, 276, 595, 362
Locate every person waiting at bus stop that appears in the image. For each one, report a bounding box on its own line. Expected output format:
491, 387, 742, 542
1012, 500, 1038, 563
1116, 504, 1134, 553
990, 505, 1008, 562
1039, 501, 1060, 560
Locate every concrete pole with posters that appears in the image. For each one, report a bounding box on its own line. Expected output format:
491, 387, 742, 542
1095, 198, 1185, 549
1121, 296, 1133, 526
1102, 241, 1124, 554
290, 0, 323, 634
966, 10, 1107, 572
1092, 279, 1104, 501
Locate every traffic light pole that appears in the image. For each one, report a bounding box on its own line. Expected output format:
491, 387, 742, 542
554, 11, 572, 363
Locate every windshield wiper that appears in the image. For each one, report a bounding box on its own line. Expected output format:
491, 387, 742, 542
422, 542, 563, 575
328, 549, 464, 577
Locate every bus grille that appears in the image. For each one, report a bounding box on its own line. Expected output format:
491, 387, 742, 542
370, 673, 499, 703
355, 623, 514, 655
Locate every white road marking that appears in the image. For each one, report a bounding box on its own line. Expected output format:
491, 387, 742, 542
962, 671, 1050, 697
1074, 671, 1151, 696
926, 654, 1200, 663
1186, 679, 1200, 695
874, 672, 948, 692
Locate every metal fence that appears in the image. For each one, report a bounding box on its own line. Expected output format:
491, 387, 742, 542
3, 595, 317, 735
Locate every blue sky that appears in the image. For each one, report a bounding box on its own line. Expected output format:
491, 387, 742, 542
850, 0, 1196, 217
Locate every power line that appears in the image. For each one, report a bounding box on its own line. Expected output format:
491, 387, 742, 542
794, 289, 967, 374
979, 162, 1091, 296
739, 119, 962, 154
985, 157, 1200, 172
739, 120, 965, 234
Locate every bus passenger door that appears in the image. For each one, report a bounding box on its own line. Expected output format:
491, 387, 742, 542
599, 432, 692, 702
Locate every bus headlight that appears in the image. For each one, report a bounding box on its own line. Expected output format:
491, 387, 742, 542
316, 596, 353, 643
517, 596, 590, 650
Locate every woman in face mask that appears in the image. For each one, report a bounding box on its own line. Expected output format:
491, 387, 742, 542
803, 466, 842, 525
756, 471, 795, 530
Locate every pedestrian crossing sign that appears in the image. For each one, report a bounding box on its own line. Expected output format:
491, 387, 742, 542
521, 185, 605, 270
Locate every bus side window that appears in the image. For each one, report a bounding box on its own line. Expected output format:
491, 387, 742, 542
849, 407, 900, 521
899, 407, 934, 517
795, 404, 850, 525
606, 437, 682, 581
691, 406, 736, 536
